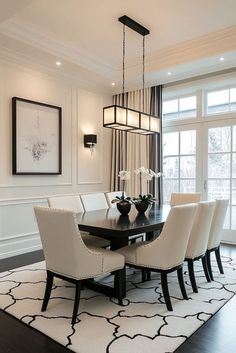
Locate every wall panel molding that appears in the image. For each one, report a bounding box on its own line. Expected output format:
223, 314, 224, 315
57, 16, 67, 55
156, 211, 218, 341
77, 89, 104, 185
0, 58, 111, 259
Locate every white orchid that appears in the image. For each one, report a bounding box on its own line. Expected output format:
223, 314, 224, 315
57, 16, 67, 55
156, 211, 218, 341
134, 167, 162, 179
134, 166, 149, 175
149, 169, 163, 178
118, 170, 131, 181
142, 171, 153, 181
134, 167, 162, 196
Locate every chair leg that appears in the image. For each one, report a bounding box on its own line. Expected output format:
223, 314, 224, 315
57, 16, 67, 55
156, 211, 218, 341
161, 272, 173, 311
72, 281, 82, 325
206, 250, 214, 281
215, 246, 224, 274
41, 271, 54, 312
114, 267, 126, 303
201, 255, 211, 282
188, 260, 198, 293
177, 267, 188, 300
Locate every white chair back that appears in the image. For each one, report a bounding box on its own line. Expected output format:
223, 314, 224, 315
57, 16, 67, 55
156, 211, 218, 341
208, 199, 229, 250
47, 195, 84, 213
170, 192, 201, 206
34, 207, 103, 279
186, 201, 215, 259
81, 193, 108, 211
106, 191, 126, 208
138, 204, 197, 269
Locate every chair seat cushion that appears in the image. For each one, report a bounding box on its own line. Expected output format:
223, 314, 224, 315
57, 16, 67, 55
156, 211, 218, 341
116, 241, 149, 266
117, 241, 183, 270
81, 232, 110, 248
88, 246, 125, 273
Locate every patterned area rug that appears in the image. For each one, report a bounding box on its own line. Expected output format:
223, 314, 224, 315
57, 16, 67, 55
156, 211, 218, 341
0, 257, 236, 353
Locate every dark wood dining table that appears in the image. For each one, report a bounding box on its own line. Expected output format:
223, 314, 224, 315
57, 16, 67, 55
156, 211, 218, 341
76, 203, 169, 299
76, 203, 170, 249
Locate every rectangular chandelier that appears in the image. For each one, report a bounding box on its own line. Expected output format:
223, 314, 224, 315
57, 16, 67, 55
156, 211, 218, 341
103, 16, 160, 135
103, 104, 160, 134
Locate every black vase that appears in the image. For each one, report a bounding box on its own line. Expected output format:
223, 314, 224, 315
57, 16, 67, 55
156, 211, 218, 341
116, 201, 131, 216
135, 201, 150, 214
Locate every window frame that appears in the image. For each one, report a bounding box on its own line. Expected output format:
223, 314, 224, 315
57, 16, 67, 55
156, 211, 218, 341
204, 84, 236, 118
162, 92, 198, 122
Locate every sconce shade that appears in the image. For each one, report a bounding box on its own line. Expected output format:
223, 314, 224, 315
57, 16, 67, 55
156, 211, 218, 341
84, 134, 97, 148
103, 105, 160, 134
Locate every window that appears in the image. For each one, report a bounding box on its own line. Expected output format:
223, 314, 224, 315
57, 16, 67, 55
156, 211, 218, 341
207, 87, 236, 115
163, 95, 196, 121
162, 77, 236, 242
207, 125, 236, 229
163, 130, 196, 203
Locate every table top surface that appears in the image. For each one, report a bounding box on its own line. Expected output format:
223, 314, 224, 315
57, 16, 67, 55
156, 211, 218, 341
76, 204, 170, 238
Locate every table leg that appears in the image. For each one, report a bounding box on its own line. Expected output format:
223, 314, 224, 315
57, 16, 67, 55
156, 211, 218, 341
110, 237, 129, 251
110, 238, 128, 299
146, 231, 154, 241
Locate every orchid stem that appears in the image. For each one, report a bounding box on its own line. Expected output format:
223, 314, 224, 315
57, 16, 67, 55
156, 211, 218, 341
140, 174, 142, 196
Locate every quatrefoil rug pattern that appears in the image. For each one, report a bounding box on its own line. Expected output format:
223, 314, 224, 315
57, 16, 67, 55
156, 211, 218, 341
0, 257, 236, 353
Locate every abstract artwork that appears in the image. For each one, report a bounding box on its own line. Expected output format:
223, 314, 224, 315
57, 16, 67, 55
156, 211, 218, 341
12, 97, 62, 175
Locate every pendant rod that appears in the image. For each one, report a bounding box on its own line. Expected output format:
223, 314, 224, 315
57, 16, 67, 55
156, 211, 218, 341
122, 23, 125, 106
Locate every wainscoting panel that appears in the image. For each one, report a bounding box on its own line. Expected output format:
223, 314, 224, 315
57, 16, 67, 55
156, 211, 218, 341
0, 198, 47, 259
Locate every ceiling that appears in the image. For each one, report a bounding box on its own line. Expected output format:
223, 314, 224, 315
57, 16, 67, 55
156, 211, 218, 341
0, 0, 236, 93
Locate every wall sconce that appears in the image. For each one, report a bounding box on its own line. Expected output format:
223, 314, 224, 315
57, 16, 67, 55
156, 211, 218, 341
84, 134, 97, 155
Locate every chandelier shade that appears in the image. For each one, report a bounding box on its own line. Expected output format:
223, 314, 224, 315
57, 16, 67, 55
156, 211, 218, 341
103, 104, 160, 134
103, 15, 160, 135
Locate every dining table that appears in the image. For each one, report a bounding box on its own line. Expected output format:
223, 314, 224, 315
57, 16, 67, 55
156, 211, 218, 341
76, 203, 170, 250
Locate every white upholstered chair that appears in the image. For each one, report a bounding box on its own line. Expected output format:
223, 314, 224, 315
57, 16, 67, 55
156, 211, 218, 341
47, 195, 109, 248
34, 207, 125, 324
105, 191, 125, 208
48, 195, 84, 213
80, 193, 108, 211
170, 192, 201, 206
185, 201, 215, 292
206, 199, 229, 280
117, 204, 197, 311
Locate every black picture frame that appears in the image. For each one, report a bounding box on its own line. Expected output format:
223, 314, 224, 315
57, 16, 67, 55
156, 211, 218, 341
12, 97, 62, 175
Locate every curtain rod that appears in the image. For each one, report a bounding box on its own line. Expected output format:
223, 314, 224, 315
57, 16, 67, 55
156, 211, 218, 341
163, 67, 236, 88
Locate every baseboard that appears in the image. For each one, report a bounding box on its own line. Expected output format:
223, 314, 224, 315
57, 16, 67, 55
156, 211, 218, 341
221, 240, 236, 246
0, 233, 42, 260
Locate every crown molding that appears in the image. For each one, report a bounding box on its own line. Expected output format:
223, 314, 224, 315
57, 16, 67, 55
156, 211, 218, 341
0, 20, 236, 92
0, 44, 112, 94
0, 19, 115, 78
149, 26, 236, 72
122, 25, 236, 74
3, 19, 236, 78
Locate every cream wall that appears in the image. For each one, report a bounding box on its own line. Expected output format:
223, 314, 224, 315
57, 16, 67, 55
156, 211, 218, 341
0, 59, 112, 259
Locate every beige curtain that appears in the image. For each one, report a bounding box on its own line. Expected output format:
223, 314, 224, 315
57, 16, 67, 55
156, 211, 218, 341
111, 88, 151, 197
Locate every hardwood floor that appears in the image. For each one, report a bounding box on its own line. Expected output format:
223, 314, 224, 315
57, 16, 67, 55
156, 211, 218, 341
0, 244, 235, 353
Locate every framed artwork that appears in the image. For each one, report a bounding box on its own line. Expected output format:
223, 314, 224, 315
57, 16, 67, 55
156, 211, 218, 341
12, 97, 62, 175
